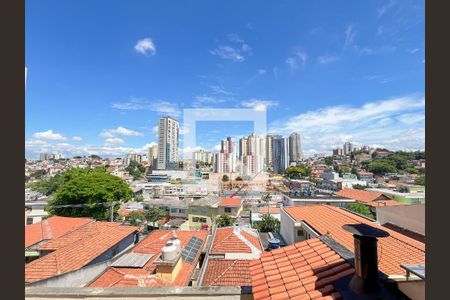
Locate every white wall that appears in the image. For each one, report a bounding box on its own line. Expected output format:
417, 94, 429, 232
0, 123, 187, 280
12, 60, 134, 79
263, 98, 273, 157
280, 209, 296, 245
376, 204, 425, 235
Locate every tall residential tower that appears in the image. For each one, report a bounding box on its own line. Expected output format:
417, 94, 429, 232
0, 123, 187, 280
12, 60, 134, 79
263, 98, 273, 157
157, 116, 179, 170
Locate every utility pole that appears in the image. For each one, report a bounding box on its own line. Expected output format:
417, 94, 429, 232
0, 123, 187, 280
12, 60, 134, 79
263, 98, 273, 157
110, 201, 115, 222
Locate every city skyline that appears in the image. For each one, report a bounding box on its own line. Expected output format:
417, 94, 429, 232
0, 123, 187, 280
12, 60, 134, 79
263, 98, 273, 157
25, 0, 424, 159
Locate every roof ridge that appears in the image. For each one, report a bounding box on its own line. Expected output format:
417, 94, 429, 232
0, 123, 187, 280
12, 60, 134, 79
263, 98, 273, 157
328, 206, 425, 251
210, 259, 238, 285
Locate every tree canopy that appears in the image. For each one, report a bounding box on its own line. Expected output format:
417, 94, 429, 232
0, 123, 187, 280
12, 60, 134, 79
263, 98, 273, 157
126, 160, 146, 180
222, 174, 230, 181
285, 165, 312, 179
346, 203, 374, 219
216, 214, 233, 227
324, 156, 333, 166
415, 175, 425, 186
145, 205, 167, 228
46, 167, 132, 220
254, 214, 280, 233
125, 210, 145, 226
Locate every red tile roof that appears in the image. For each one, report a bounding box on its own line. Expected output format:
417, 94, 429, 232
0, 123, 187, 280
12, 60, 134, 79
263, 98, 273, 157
25, 216, 93, 248
259, 207, 281, 214
284, 205, 425, 276
250, 238, 353, 300
219, 197, 242, 207
202, 259, 252, 286
89, 230, 208, 287
336, 189, 401, 207
211, 227, 263, 254
25, 222, 138, 284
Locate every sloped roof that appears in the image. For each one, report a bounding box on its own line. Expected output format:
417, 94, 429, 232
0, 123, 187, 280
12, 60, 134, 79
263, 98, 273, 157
211, 227, 262, 254
336, 189, 401, 207
202, 259, 251, 287
25, 222, 138, 284
219, 197, 242, 207
25, 216, 93, 248
284, 205, 425, 276
89, 230, 208, 287
250, 238, 353, 300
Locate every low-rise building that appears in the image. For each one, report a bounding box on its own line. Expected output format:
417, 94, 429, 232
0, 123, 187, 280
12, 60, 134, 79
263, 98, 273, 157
90, 230, 208, 288
25, 222, 139, 286
279, 205, 425, 279
199, 225, 263, 288
217, 197, 243, 218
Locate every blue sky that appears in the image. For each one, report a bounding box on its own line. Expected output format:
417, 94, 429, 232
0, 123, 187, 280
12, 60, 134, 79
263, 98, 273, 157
25, 0, 424, 159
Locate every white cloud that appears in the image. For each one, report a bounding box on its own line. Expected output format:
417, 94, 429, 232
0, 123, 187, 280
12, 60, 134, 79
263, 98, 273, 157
72, 136, 82, 141
104, 137, 125, 145
32, 130, 67, 141
269, 95, 425, 153
285, 50, 307, 71
378, 0, 398, 18
210, 34, 252, 62
317, 54, 340, 64
112, 99, 181, 117
100, 126, 143, 138
344, 24, 356, 48
151, 126, 159, 134
241, 99, 278, 111
134, 38, 156, 56
257, 69, 267, 75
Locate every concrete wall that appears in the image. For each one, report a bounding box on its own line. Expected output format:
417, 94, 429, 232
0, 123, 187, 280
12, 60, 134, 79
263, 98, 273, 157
25, 286, 243, 300
28, 259, 113, 288
376, 204, 425, 235
397, 280, 425, 300
280, 209, 296, 245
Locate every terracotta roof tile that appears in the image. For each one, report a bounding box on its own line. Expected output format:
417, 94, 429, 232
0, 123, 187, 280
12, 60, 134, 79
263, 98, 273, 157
336, 189, 401, 207
218, 197, 242, 207
284, 205, 425, 276
25, 216, 93, 248
210, 227, 263, 254
201, 259, 252, 286
89, 230, 207, 287
25, 222, 138, 283
250, 238, 352, 300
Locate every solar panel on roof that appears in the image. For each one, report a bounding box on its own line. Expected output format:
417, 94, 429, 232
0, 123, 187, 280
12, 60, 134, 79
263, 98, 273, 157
111, 253, 154, 268
181, 237, 203, 263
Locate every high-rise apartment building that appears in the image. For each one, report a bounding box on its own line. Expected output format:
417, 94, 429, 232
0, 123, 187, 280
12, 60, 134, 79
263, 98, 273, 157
288, 132, 303, 163
343, 142, 354, 156
193, 149, 213, 164
265, 134, 274, 167
213, 137, 236, 173
157, 116, 179, 170
239, 136, 248, 161
148, 145, 158, 168
240, 134, 265, 176
272, 135, 288, 174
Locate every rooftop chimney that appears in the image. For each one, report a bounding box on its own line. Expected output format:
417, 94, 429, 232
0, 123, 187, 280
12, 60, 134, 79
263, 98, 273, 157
342, 224, 390, 294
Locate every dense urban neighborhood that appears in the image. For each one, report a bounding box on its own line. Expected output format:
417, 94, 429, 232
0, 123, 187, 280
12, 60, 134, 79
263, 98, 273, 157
25, 116, 425, 300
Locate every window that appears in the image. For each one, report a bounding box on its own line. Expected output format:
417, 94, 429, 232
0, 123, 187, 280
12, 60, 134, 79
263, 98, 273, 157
224, 207, 232, 213
297, 229, 304, 236
191, 207, 199, 213
201, 207, 208, 213
192, 217, 207, 223
26, 217, 34, 225
170, 208, 177, 213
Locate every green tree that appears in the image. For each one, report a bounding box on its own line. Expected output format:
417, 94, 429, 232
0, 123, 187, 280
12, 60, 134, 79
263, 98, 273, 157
405, 167, 418, 174
31, 169, 47, 179
216, 214, 233, 227
415, 175, 425, 186
324, 156, 333, 166
28, 173, 65, 196
46, 167, 132, 220
134, 194, 144, 202
222, 175, 230, 181
126, 160, 146, 180
351, 167, 358, 174
145, 205, 167, 228
235, 176, 243, 181
254, 214, 280, 233
367, 161, 396, 175
353, 184, 368, 190
346, 203, 374, 219
126, 210, 145, 226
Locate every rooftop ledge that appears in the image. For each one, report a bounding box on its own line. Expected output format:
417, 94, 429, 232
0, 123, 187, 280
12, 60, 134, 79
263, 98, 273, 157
25, 286, 243, 299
